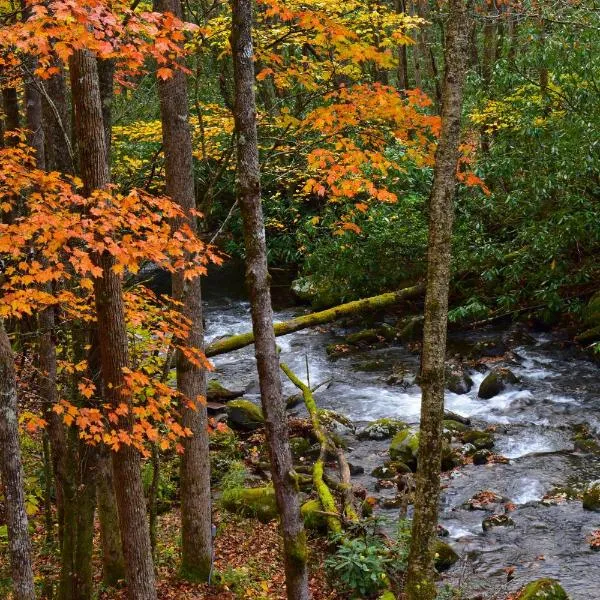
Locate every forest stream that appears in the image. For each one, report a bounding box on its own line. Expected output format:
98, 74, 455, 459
203, 277, 600, 600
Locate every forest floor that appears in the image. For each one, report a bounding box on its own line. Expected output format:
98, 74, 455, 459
0, 505, 343, 600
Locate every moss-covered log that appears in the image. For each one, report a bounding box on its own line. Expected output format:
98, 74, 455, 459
281, 363, 360, 531
206, 284, 424, 357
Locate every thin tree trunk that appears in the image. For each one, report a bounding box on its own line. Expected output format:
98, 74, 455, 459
0, 321, 36, 600
394, 0, 410, 89
230, 2, 309, 599
69, 48, 157, 600
153, 0, 213, 581
404, 1, 471, 598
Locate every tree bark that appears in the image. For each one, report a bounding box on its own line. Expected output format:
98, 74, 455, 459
153, 0, 213, 580
69, 48, 157, 600
230, 2, 310, 598
0, 321, 36, 600
404, 1, 471, 598
205, 284, 423, 357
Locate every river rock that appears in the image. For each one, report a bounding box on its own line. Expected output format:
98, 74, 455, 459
482, 514, 515, 531
473, 449, 492, 464
445, 363, 474, 395
462, 430, 494, 450
389, 430, 460, 471
582, 482, 600, 511
318, 409, 355, 436
443, 419, 469, 435
358, 418, 408, 441
516, 578, 569, 599
226, 399, 264, 431
478, 367, 519, 399
291, 275, 337, 308
444, 410, 471, 426
221, 486, 277, 523
371, 461, 411, 480
433, 540, 459, 572
207, 380, 244, 402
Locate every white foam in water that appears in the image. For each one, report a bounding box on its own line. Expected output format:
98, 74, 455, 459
513, 478, 544, 504
445, 387, 534, 423
496, 431, 568, 459
445, 524, 476, 539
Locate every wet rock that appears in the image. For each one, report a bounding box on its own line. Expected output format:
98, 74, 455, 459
326, 343, 353, 359
462, 430, 495, 450
445, 363, 474, 395
286, 393, 303, 409
460, 443, 477, 456
349, 463, 364, 476
482, 514, 515, 531
472, 449, 492, 465
358, 418, 408, 441
221, 486, 277, 523
380, 496, 402, 509
516, 578, 569, 599
346, 324, 396, 345
433, 540, 459, 572
436, 524, 449, 537
443, 420, 469, 435
386, 365, 416, 387
207, 380, 244, 402
301, 499, 327, 531
355, 359, 386, 372
478, 367, 519, 399
444, 410, 471, 426
464, 490, 507, 511
318, 409, 355, 436
582, 482, 600, 511
371, 461, 411, 480
226, 399, 264, 431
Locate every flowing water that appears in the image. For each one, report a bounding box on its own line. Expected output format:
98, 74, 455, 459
203, 282, 600, 599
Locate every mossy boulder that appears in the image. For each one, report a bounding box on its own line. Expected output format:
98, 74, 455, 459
207, 380, 243, 402
433, 540, 459, 572
584, 292, 600, 327
389, 429, 420, 468
300, 499, 327, 531
472, 449, 492, 465
443, 419, 469, 434
358, 418, 408, 441
221, 486, 277, 523
345, 324, 396, 346
291, 276, 337, 308
389, 430, 459, 471
517, 578, 569, 600
371, 461, 411, 480
478, 368, 519, 399
462, 430, 494, 450
226, 399, 264, 431
582, 482, 600, 511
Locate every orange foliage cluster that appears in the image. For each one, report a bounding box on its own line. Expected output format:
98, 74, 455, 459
0, 0, 196, 84
0, 141, 220, 455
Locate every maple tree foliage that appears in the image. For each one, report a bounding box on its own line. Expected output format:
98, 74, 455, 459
0, 140, 220, 455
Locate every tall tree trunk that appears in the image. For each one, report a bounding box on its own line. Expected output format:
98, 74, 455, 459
394, 0, 410, 89
0, 321, 36, 600
68, 48, 157, 600
153, 0, 213, 581
230, 3, 309, 599
404, 1, 471, 599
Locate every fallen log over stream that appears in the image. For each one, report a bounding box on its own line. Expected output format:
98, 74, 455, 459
205, 283, 424, 357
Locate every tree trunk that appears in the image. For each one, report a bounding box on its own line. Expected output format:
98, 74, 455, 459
0, 321, 36, 600
205, 284, 423, 357
153, 0, 213, 580
230, 2, 310, 599
69, 48, 157, 600
404, 1, 471, 599
96, 448, 126, 586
